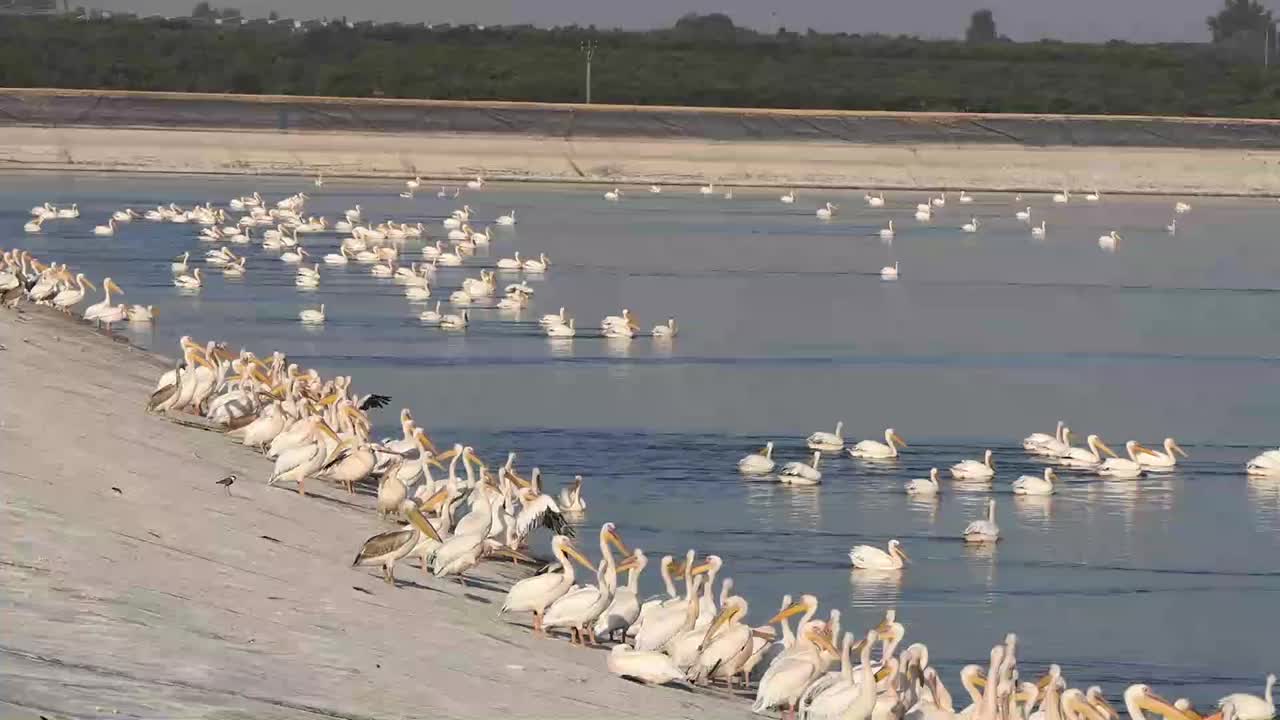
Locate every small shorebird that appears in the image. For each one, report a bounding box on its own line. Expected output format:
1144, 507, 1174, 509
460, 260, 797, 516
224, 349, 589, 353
216, 473, 236, 495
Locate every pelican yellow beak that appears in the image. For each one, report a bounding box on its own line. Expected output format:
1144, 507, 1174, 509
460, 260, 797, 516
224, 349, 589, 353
616, 553, 641, 572
1133, 443, 1155, 456
894, 546, 911, 563
83, 278, 97, 291
426, 456, 446, 470
563, 542, 594, 570
971, 675, 988, 689
699, 604, 740, 650
419, 487, 450, 512
1173, 442, 1189, 459
893, 432, 908, 449
316, 422, 342, 443
404, 505, 442, 543
319, 393, 340, 406
416, 432, 438, 454
108, 279, 123, 294
1139, 692, 1184, 718
809, 629, 838, 656
1097, 441, 1120, 458
606, 527, 628, 555
767, 601, 809, 624
874, 664, 895, 682
465, 448, 488, 471
321, 438, 355, 467
1035, 673, 1055, 690
690, 561, 715, 575
434, 448, 459, 462
507, 471, 531, 489
1093, 695, 1121, 720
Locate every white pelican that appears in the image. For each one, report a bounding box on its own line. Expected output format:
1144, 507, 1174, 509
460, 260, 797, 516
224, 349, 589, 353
807, 421, 845, 451
914, 206, 932, 221
817, 202, 837, 219
880, 262, 900, 281
850, 539, 910, 570
962, 218, 979, 233
601, 308, 633, 329
280, 247, 308, 263
496, 251, 522, 270
752, 619, 839, 718
1175, 201, 1192, 214
268, 419, 340, 495
1098, 440, 1147, 479
23, 216, 44, 233
543, 523, 628, 644
594, 548, 644, 640
801, 630, 877, 720
440, 310, 468, 330
951, 450, 995, 480
634, 557, 707, 651
607, 644, 686, 686
53, 273, 95, 312
83, 278, 124, 321
931, 193, 947, 207
738, 441, 775, 475
546, 319, 576, 337
406, 175, 421, 190
779, 451, 823, 485
1053, 190, 1070, 203
96, 304, 127, 326
495, 210, 516, 226
1098, 231, 1120, 251
781, 190, 796, 204
1135, 438, 1188, 470
700, 182, 715, 195
299, 305, 325, 324
1167, 218, 1178, 235
603, 322, 634, 339
905, 468, 941, 495
1246, 449, 1280, 476
1055, 432, 1115, 468
1218, 674, 1275, 720
880, 220, 895, 240
323, 248, 351, 265
93, 218, 116, 236
1086, 189, 1101, 202
868, 192, 886, 207
1012, 468, 1057, 495
849, 428, 907, 459
540, 307, 567, 328
1027, 422, 1070, 457
405, 283, 431, 301
604, 188, 622, 201
1125, 685, 1195, 720
1031, 221, 1047, 239
170, 252, 190, 273
126, 305, 156, 322
351, 503, 442, 584
223, 257, 247, 277
419, 301, 443, 324
500, 534, 593, 635
466, 176, 484, 189
1015, 207, 1031, 221
523, 253, 549, 273
688, 593, 754, 686
963, 499, 1000, 543
959, 190, 974, 203
652, 317, 678, 338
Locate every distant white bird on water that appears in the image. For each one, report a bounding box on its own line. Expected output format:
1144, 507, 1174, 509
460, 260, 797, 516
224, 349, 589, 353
850, 539, 910, 570
880, 262, 900, 281
816, 202, 837, 219
964, 499, 1000, 543
1098, 231, 1121, 251
904, 468, 941, 495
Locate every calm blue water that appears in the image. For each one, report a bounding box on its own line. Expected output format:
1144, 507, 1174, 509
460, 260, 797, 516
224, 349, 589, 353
4, 170, 1278, 703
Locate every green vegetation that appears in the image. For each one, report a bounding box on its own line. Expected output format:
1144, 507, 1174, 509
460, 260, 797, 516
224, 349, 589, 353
3, 9, 1280, 117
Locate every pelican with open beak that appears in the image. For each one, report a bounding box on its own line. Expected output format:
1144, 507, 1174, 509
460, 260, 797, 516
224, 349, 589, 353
351, 499, 443, 584
848, 428, 908, 460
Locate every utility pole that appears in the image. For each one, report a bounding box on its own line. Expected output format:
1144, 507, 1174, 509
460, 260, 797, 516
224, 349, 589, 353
580, 40, 597, 104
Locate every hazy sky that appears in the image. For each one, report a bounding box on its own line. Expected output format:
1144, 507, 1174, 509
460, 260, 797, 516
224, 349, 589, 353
93, 0, 1229, 43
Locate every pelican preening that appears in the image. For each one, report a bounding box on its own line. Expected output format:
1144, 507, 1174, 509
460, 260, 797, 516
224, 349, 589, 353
964, 499, 1000, 543
739, 441, 776, 476
779, 451, 823, 485
807, 421, 845, 452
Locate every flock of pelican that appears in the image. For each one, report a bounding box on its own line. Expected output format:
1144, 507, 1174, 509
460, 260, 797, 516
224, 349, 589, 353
20, 186, 682, 341
128, 341, 1280, 720
736, 419, 1200, 569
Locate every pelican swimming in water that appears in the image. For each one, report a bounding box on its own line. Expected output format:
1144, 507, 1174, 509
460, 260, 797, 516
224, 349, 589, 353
651, 317, 678, 338
1098, 440, 1146, 478
963, 499, 1000, 543
739, 442, 776, 476
1057, 433, 1118, 469
1015, 207, 1031, 221
1012, 468, 1057, 495
1134, 438, 1188, 470
779, 451, 823, 485
557, 475, 587, 513
816, 202, 837, 219
1175, 201, 1192, 214
880, 262, 900, 280
1218, 673, 1275, 720
781, 190, 796, 204
879, 220, 895, 240
1098, 231, 1121, 251
299, 305, 325, 324
1246, 448, 1280, 476
904, 468, 941, 495
1024, 421, 1068, 456
174, 268, 203, 289
848, 428, 907, 459
1125, 685, 1197, 720
961, 217, 979, 233
807, 421, 845, 451
849, 539, 910, 570
951, 450, 995, 480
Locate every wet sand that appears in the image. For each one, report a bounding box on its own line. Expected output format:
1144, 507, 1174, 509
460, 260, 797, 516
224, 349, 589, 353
4, 124, 1280, 195
0, 307, 745, 719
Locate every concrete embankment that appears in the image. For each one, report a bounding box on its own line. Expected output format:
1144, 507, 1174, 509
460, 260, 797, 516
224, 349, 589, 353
0, 307, 745, 719
3, 88, 1280, 194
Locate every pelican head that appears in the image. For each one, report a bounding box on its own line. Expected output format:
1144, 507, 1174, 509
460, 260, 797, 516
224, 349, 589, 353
699, 595, 748, 651
887, 428, 907, 448
888, 538, 910, 563
600, 522, 628, 555
984, 449, 994, 468
762, 441, 774, 458
767, 593, 818, 624
1166, 438, 1189, 458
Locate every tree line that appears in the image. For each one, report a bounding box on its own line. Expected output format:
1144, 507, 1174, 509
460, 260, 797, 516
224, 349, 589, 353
1, 7, 1279, 117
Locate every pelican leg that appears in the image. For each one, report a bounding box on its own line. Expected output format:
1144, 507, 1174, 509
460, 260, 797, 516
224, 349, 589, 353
532, 610, 543, 635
